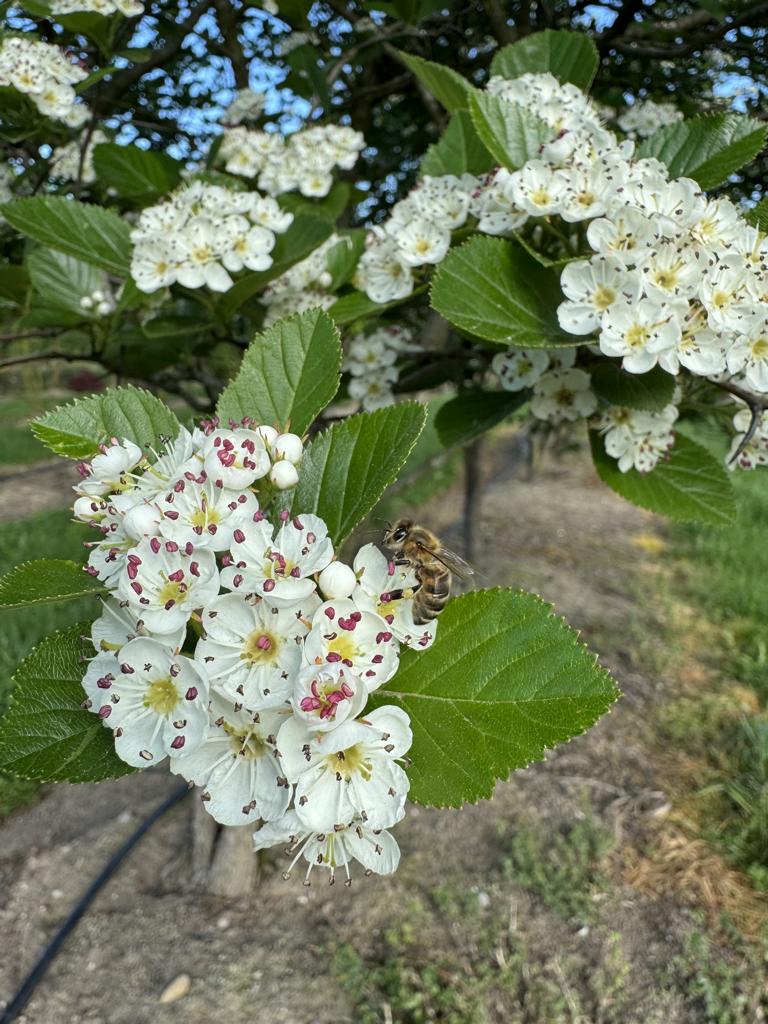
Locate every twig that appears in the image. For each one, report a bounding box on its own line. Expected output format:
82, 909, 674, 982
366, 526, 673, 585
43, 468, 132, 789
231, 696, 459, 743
0, 351, 90, 370
0, 328, 61, 343
710, 377, 768, 463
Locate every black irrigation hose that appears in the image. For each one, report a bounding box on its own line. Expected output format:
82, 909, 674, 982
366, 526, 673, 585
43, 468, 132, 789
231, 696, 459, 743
1, 781, 190, 1024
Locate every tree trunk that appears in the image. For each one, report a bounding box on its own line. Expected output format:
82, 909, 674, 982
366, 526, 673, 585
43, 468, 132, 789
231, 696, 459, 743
190, 797, 260, 897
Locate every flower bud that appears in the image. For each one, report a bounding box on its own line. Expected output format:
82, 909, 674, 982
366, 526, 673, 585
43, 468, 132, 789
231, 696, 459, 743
256, 424, 278, 446
273, 432, 303, 465
96, 301, 113, 316
318, 561, 357, 600
269, 459, 299, 490
79, 295, 94, 310
123, 502, 161, 539
91, 289, 106, 303
72, 495, 103, 521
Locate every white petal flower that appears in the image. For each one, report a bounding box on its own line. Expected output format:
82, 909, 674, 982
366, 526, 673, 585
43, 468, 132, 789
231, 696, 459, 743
81, 639, 209, 767
155, 474, 260, 551
491, 347, 549, 390
171, 696, 291, 825
221, 513, 334, 607
76, 439, 144, 497
201, 428, 271, 489
598, 403, 678, 473
586, 208, 661, 267
727, 317, 768, 392
558, 257, 639, 335
726, 406, 768, 470
598, 299, 682, 373
530, 368, 597, 423
196, 592, 316, 708
356, 242, 414, 303
117, 537, 219, 634
253, 809, 402, 884
276, 706, 412, 831
351, 543, 437, 649
292, 662, 368, 732
302, 596, 400, 689
393, 217, 451, 266
318, 561, 357, 600
90, 598, 186, 653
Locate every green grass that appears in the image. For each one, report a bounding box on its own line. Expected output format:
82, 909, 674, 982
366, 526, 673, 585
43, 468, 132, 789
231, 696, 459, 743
0, 506, 97, 817
0, 396, 62, 466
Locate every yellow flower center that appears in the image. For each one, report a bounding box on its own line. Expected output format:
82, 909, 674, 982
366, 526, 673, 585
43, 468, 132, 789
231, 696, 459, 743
144, 677, 180, 715
158, 580, 187, 607
555, 388, 575, 406
242, 630, 280, 664
530, 188, 551, 207
328, 634, 359, 662
326, 743, 373, 780
712, 290, 730, 309
190, 506, 220, 529
593, 286, 616, 311
750, 337, 768, 359
224, 723, 268, 760
625, 324, 649, 349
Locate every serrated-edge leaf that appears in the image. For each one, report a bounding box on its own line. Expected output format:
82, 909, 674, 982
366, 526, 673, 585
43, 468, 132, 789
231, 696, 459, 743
92, 142, 182, 199
0, 622, 136, 783
421, 109, 495, 177
490, 30, 599, 91
399, 52, 475, 112
31, 385, 181, 460
435, 390, 529, 448
0, 197, 131, 275
0, 559, 104, 608
590, 362, 676, 412
215, 308, 342, 434
590, 430, 736, 525
290, 402, 427, 542
636, 114, 767, 190
369, 588, 619, 808
469, 93, 551, 170
430, 235, 572, 346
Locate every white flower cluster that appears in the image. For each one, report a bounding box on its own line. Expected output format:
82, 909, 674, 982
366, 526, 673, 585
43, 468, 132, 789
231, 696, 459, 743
218, 124, 364, 198
0, 37, 90, 127
50, 129, 109, 185
223, 87, 266, 126
727, 406, 768, 470
344, 325, 415, 411
130, 182, 293, 294
80, 286, 114, 318
490, 346, 599, 425
76, 426, 433, 882
597, 403, 678, 472
260, 234, 343, 325
51, 0, 143, 13
617, 99, 683, 139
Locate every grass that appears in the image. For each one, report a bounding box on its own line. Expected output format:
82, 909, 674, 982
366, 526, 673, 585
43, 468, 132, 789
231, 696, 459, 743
0, 396, 63, 465
0, 506, 97, 817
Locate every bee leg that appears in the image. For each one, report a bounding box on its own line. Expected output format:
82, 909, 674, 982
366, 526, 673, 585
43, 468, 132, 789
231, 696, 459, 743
393, 558, 412, 567
385, 583, 422, 601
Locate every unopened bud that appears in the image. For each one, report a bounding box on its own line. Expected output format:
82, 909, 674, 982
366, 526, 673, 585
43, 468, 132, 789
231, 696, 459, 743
80, 295, 94, 310
318, 562, 357, 600
123, 502, 161, 539
256, 424, 278, 446
273, 432, 303, 465
96, 301, 113, 316
269, 459, 299, 490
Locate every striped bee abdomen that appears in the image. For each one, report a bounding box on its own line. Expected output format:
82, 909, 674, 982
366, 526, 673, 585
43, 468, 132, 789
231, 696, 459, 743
412, 567, 451, 624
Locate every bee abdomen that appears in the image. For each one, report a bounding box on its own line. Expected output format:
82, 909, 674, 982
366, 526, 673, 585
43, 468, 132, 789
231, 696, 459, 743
413, 571, 450, 624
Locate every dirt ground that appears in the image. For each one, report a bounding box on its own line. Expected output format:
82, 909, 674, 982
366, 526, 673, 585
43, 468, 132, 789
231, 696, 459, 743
0, 439, 764, 1024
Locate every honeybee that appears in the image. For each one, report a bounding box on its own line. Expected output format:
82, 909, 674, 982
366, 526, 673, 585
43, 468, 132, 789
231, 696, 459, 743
382, 518, 475, 623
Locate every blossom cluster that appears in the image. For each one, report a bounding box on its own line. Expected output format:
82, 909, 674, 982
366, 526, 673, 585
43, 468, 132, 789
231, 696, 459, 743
491, 346, 598, 425
218, 124, 365, 198
76, 427, 432, 882
51, 0, 143, 13
79, 286, 115, 318
130, 182, 293, 293
0, 36, 90, 127
344, 325, 415, 411
51, 130, 109, 185
617, 99, 683, 139
597, 402, 679, 473
260, 234, 343, 325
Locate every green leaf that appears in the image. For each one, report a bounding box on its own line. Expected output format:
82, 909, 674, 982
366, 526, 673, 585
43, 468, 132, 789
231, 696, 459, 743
398, 52, 475, 112
590, 431, 736, 525
0, 559, 104, 609
421, 110, 495, 177
290, 403, 427, 542
0, 264, 29, 306
27, 248, 102, 317
216, 309, 342, 434
430, 236, 572, 347
219, 214, 333, 318
325, 231, 366, 291
280, 182, 352, 223
92, 142, 182, 200
368, 588, 619, 807
0, 623, 135, 784
490, 30, 599, 91
590, 362, 676, 412
469, 93, 551, 169
636, 114, 767, 190
328, 291, 400, 325
435, 390, 529, 448
746, 197, 768, 232
1, 197, 131, 275
32, 385, 181, 460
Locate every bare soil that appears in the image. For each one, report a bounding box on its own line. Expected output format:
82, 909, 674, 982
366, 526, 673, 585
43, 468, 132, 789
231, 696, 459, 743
0, 438, 763, 1024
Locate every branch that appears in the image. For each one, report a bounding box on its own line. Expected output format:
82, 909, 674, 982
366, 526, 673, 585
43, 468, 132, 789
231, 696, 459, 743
710, 377, 768, 464
0, 328, 61, 343
0, 351, 91, 370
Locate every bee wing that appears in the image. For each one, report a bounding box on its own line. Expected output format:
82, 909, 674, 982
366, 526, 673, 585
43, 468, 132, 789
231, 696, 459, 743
416, 541, 476, 581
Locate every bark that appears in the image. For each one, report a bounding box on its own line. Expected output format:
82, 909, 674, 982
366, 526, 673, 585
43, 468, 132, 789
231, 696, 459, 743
191, 797, 260, 897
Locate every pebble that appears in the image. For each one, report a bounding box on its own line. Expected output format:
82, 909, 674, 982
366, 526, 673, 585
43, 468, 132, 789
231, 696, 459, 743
159, 973, 191, 1004
216, 913, 231, 930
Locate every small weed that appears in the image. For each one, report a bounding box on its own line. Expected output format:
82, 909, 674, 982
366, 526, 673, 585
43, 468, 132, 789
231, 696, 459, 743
501, 811, 614, 922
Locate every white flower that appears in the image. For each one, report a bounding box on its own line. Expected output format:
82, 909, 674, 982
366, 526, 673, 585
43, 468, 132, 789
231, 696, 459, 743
598, 299, 681, 373
269, 460, 299, 490
598, 403, 678, 473
81, 639, 209, 767
639, 242, 700, 303
196, 592, 316, 708
586, 208, 660, 267
272, 432, 303, 464
117, 537, 219, 634
154, 474, 260, 550
201, 428, 270, 489
558, 257, 638, 335
253, 809, 402, 884
76, 439, 144, 497
302, 597, 400, 689
618, 99, 682, 138
491, 347, 549, 391
221, 513, 334, 607
356, 241, 414, 303
393, 217, 451, 266
276, 706, 412, 831
531, 368, 597, 423
699, 263, 754, 333
726, 406, 768, 470
351, 543, 437, 650
90, 598, 186, 653
292, 662, 368, 732
727, 317, 768, 392
175, 217, 234, 292
318, 561, 357, 600
507, 161, 569, 217
171, 695, 291, 825
658, 323, 727, 376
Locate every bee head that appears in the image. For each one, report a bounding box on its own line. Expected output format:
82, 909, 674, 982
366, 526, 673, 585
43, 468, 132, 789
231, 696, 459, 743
383, 517, 412, 550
